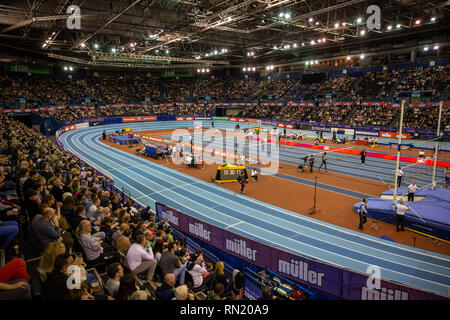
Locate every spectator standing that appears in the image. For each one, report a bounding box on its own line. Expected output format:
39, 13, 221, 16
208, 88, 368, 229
397, 167, 403, 187
407, 181, 418, 202
395, 199, 411, 232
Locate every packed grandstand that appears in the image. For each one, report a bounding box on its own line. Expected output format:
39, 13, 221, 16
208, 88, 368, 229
1, 0, 449, 305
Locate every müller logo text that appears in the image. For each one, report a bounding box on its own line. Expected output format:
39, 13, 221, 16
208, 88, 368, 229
188, 222, 211, 242
278, 259, 325, 287
161, 210, 179, 226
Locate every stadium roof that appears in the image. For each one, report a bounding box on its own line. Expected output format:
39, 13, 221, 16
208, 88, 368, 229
0, 0, 449, 70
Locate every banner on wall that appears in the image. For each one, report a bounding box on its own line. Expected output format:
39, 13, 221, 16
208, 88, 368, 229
355, 130, 379, 137
176, 116, 195, 121
155, 202, 445, 300
379, 132, 411, 140
75, 122, 89, 129
212, 117, 229, 121
122, 116, 157, 123
247, 119, 262, 124
277, 123, 294, 129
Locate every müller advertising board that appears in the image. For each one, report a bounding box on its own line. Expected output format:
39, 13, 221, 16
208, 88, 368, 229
122, 116, 157, 123
155, 202, 446, 300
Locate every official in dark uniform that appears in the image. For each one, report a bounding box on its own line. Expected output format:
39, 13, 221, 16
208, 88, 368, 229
318, 152, 327, 171
102, 130, 107, 140
309, 155, 315, 172
358, 198, 368, 230
360, 149, 367, 166
237, 172, 247, 195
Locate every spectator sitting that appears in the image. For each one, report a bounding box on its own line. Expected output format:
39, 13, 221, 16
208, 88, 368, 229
186, 251, 214, 290
258, 287, 275, 300
31, 207, 64, 254
37, 241, 66, 281
115, 229, 132, 255
211, 261, 229, 291
178, 247, 190, 265
68, 205, 87, 231
24, 188, 42, 221
101, 216, 119, 244
130, 290, 149, 300
174, 284, 194, 300
41, 253, 73, 300
126, 234, 157, 282
155, 273, 176, 300
104, 262, 124, 297
152, 238, 165, 264
207, 282, 225, 300
0, 258, 31, 300
160, 242, 186, 286
76, 219, 114, 264
132, 222, 150, 242
0, 219, 19, 250
112, 223, 129, 244
114, 272, 139, 300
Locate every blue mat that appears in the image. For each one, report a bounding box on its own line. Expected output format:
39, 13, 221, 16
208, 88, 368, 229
354, 188, 450, 241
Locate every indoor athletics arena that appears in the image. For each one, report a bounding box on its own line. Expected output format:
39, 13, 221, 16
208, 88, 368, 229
0, 0, 449, 310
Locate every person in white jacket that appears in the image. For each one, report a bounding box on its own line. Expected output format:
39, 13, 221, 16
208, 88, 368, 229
186, 252, 214, 289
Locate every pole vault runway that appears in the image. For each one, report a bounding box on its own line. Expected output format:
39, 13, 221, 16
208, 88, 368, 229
58, 121, 450, 298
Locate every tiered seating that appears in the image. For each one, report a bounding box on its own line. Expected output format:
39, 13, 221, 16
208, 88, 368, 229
0, 116, 246, 300
251, 78, 298, 100
225, 78, 257, 100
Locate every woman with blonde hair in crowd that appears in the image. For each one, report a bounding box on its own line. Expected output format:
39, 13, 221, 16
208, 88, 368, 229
37, 241, 66, 281
212, 261, 229, 291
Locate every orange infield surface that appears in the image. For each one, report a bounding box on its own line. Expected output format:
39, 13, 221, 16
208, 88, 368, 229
103, 129, 450, 256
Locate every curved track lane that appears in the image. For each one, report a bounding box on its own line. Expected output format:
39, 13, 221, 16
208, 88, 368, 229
59, 121, 450, 298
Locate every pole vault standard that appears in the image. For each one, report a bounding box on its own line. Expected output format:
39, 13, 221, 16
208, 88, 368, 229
393, 100, 405, 209
431, 101, 443, 190
307, 176, 324, 215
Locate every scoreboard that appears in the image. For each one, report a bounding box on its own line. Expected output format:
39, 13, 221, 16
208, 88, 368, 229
214, 163, 248, 183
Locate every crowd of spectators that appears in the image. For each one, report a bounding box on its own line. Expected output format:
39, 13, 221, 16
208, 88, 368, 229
283, 83, 321, 101
192, 78, 225, 99
129, 77, 160, 102
251, 78, 298, 100
237, 103, 449, 130
0, 116, 246, 300
392, 65, 450, 100
225, 78, 257, 100
37, 105, 155, 122
354, 70, 401, 100
162, 79, 193, 102
1, 64, 449, 108
316, 75, 357, 100
92, 77, 131, 104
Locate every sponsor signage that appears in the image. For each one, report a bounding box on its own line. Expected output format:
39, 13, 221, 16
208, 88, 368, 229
355, 130, 379, 137
155, 202, 445, 300
380, 132, 411, 140
122, 116, 157, 123
277, 123, 294, 129
212, 117, 229, 121
229, 117, 248, 123
176, 116, 195, 121
312, 126, 331, 132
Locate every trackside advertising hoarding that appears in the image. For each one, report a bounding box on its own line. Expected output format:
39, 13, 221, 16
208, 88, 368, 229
122, 116, 157, 123
155, 202, 446, 300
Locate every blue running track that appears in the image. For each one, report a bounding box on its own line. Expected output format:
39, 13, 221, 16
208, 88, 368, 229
58, 121, 450, 298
